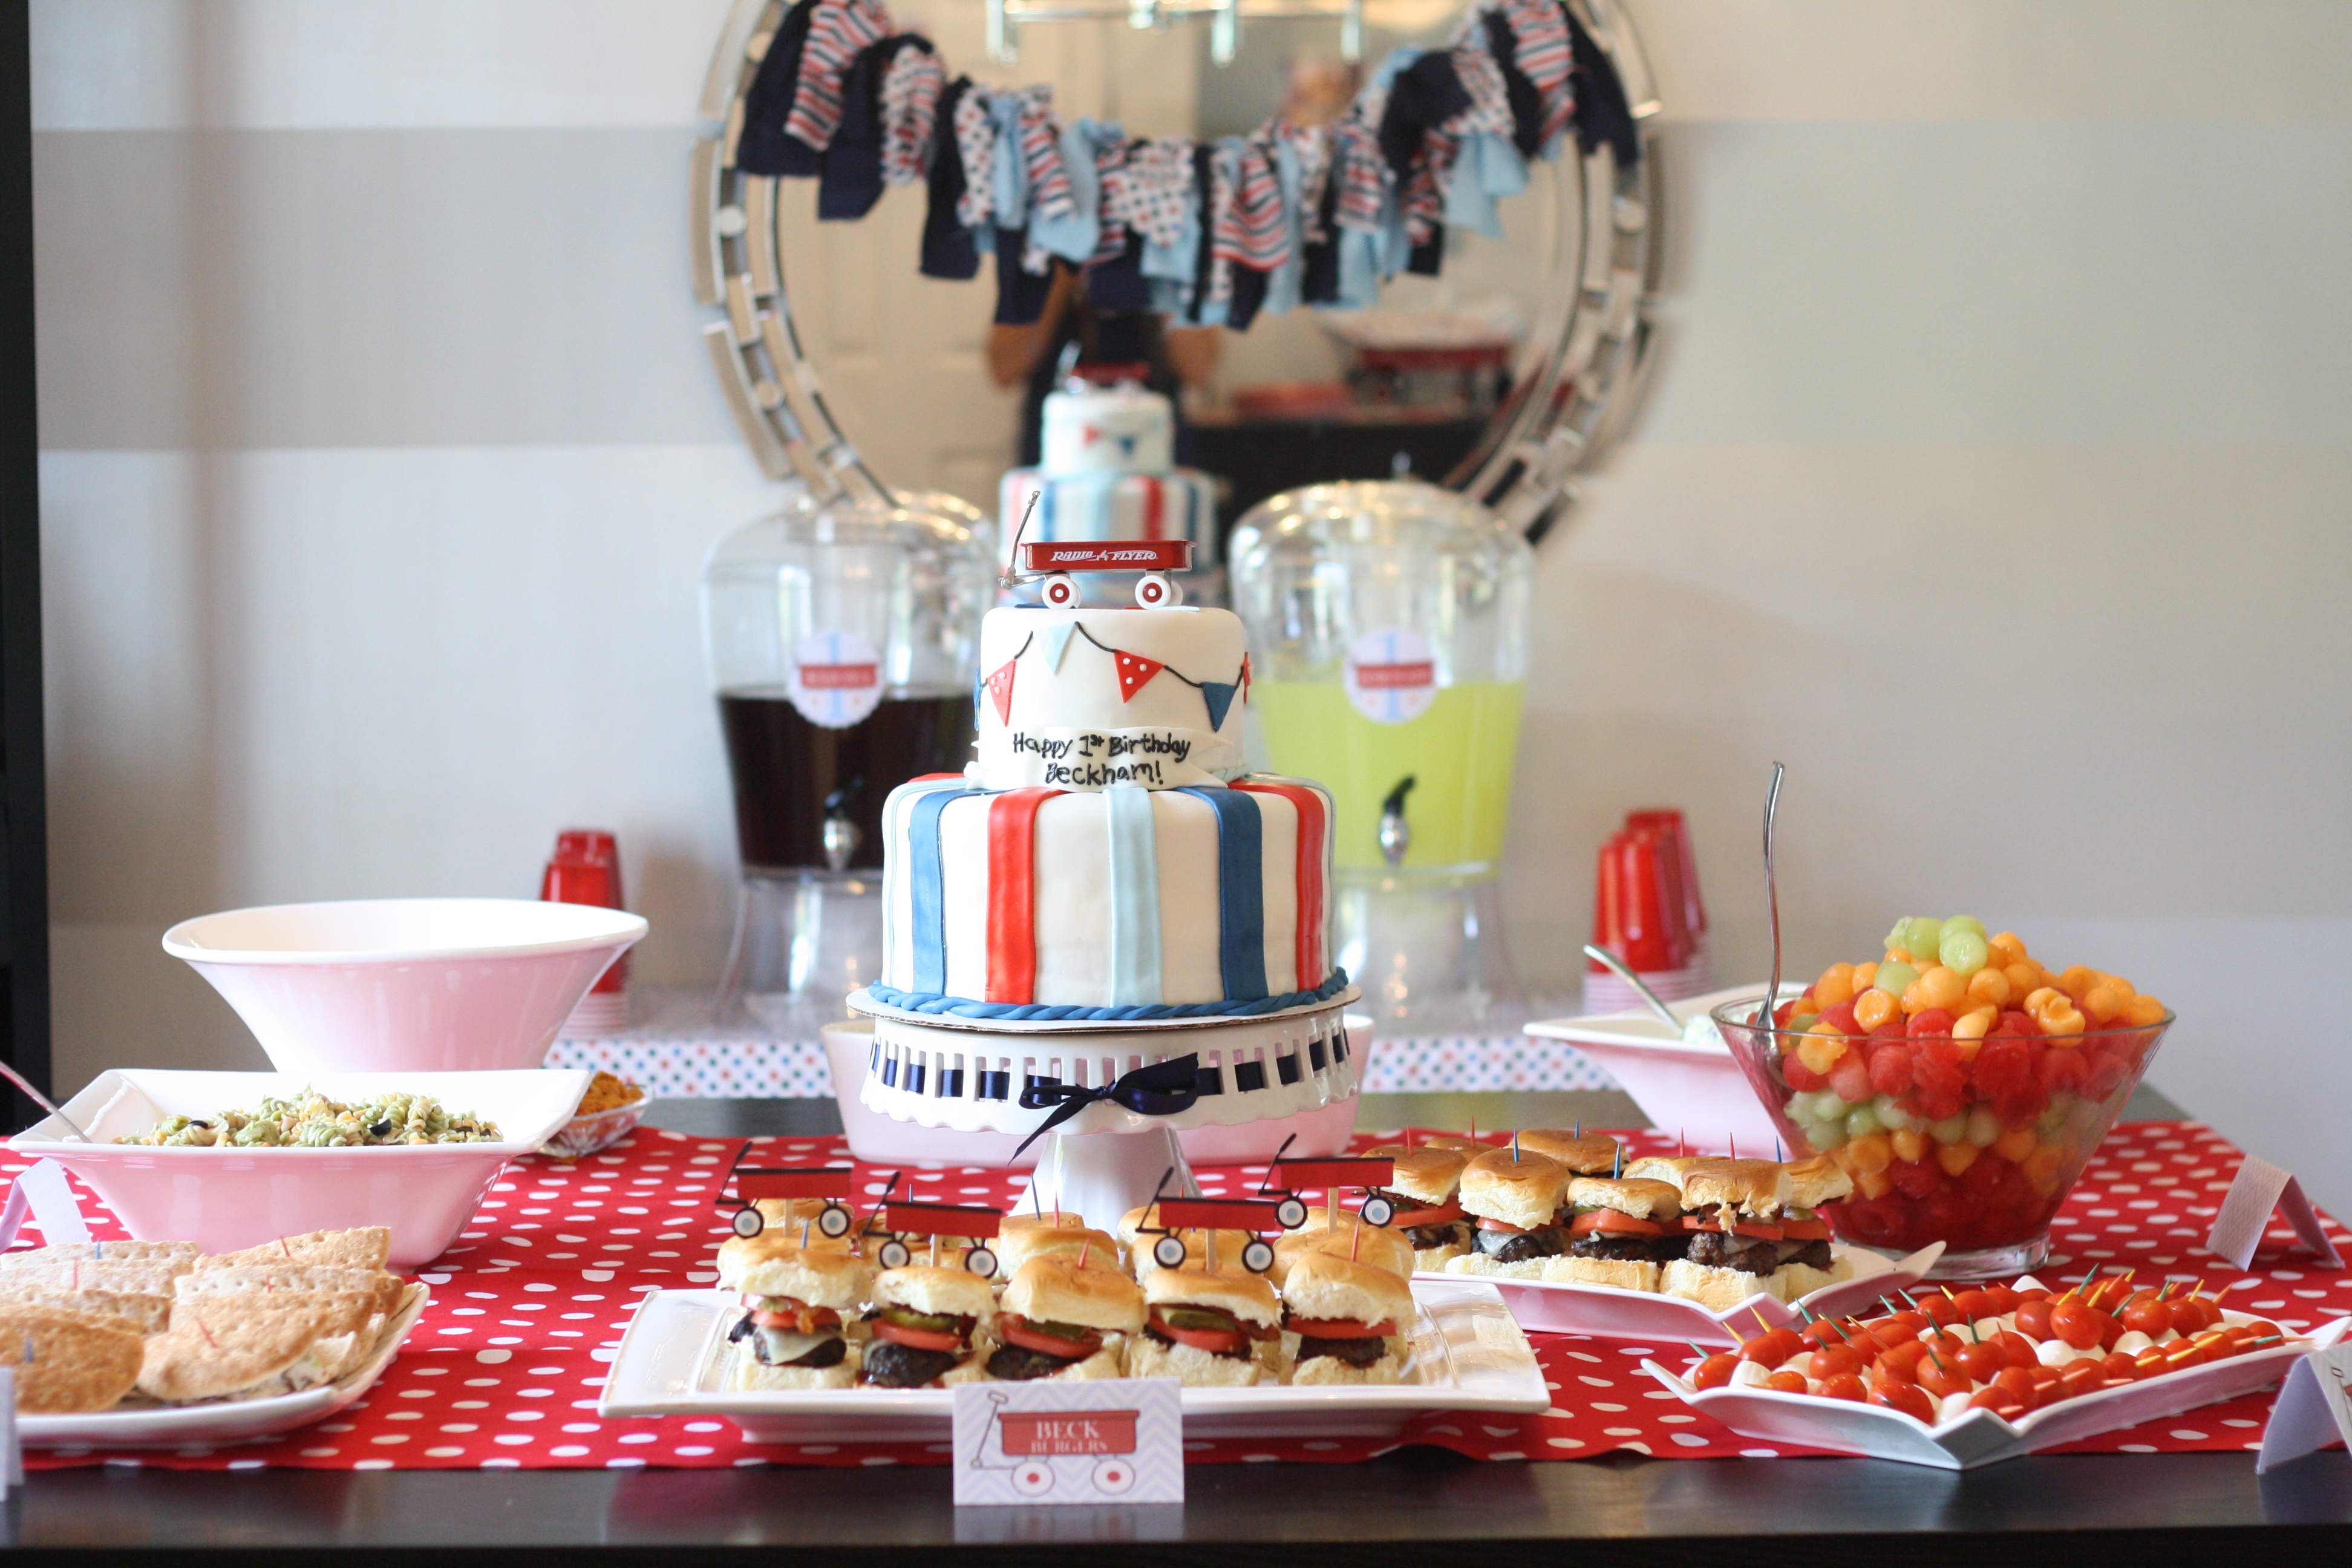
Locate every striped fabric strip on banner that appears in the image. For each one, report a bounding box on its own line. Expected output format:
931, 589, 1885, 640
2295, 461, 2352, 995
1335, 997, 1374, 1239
1177, 786, 1267, 1001
907, 785, 980, 995
1105, 785, 1163, 1005
1232, 777, 1325, 990
985, 787, 1060, 1003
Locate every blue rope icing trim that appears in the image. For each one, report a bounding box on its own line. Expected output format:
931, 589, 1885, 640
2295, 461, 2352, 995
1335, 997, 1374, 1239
863, 968, 1351, 1022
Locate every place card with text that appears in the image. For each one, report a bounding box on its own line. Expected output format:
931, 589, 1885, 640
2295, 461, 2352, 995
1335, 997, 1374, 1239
952, 1377, 1182, 1506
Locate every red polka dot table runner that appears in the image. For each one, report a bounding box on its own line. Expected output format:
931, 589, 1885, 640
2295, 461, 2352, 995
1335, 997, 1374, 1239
8, 1120, 2345, 1471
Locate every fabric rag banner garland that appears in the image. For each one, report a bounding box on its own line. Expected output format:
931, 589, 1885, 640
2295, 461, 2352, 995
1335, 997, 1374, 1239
733, 0, 1641, 330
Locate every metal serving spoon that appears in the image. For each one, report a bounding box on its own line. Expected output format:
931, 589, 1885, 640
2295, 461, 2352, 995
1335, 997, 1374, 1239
1756, 762, 1786, 1030
0, 1060, 90, 1141
1580, 942, 1682, 1033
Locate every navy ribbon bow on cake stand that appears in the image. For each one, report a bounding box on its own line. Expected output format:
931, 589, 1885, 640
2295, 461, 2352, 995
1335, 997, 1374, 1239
1013, 1053, 1206, 1220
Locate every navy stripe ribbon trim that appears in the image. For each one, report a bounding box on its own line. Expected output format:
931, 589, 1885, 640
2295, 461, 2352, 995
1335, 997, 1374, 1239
1177, 785, 1267, 1001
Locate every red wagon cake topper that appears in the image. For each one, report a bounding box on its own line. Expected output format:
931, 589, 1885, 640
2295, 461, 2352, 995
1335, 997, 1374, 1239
717, 1158, 859, 1240
1001, 487, 1195, 609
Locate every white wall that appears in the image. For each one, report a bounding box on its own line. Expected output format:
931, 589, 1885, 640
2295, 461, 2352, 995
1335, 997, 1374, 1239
30, 3, 2352, 1211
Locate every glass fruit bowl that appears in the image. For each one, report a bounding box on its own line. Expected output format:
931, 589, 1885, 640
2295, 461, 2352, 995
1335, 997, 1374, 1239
1713, 999, 2172, 1279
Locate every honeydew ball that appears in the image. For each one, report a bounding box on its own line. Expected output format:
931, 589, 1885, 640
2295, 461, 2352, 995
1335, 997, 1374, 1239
1938, 927, 1990, 978
1900, 918, 1945, 964
1844, 1104, 1881, 1140
1883, 916, 1917, 955
1942, 915, 1987, 939
1965, 1106, 2002, 1146
1929, 1112, 1970, 1145
1875, 961, 1921, 999
1873, 1095, 1917, 1132
1804, 1118, 1848, 1152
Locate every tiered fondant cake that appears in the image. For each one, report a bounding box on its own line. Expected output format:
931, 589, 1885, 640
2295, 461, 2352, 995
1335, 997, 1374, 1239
872, 604, 1339, 1018
999, 380, 1219, 570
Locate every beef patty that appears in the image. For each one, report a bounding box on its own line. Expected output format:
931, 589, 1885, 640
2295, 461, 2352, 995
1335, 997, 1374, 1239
986, 1342, 1080, 1381
1472, 1226, 1561, 1263
1296, 1335, 1388, 1368
1568, 1231, 1687, 1264
862, 1341, 962, 1388
1686, 1227, 1778, 1275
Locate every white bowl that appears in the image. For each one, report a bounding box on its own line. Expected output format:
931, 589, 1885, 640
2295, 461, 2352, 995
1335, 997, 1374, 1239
1523, 982, 1788, 1155
12, 1068, 592, 1269
164, 898, 647, 1073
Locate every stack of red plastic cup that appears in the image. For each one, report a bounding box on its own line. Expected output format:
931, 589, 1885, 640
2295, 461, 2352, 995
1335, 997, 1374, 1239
543, 828, 630, 1034
1584, 808, 1712, 1014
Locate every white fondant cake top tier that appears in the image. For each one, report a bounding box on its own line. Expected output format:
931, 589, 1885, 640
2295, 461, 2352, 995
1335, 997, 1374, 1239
1040, 384, 1174, 476
972, 605, 1248, 791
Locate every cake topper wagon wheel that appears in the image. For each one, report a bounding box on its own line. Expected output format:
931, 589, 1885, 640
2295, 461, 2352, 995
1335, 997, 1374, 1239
1133, 572, 1181, 607
1040, 572, 1080, 608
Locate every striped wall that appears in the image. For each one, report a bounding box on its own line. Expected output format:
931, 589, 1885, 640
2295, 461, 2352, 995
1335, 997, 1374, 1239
30, 2, 2352, 1206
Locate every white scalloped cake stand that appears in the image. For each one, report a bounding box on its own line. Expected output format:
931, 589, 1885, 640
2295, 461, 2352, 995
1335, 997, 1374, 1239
843, 985, 1365, 1230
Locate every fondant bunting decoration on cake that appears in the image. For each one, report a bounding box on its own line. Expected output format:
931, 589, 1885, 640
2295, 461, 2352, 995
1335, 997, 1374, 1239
1104, 785, 1163, 1005
984, 787, 1058, 1004
1198, 679, 1239, 733
1112, 648, 1165, 702
1036, 619, 1078, 672
1177, 785, 1269, 1001
984, 658, 1019, 724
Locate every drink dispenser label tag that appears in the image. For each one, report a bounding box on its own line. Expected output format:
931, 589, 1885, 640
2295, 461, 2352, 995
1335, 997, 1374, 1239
1344, 628, 1438, 724
789, 630, 884, 728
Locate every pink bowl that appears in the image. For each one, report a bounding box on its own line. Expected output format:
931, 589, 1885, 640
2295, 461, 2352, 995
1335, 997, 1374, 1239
164, 898, 647, 1074
15, 1068, 592, 1269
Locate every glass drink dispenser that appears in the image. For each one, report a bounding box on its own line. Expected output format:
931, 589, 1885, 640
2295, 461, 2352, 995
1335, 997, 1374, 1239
1229, 480, 1534, 1031
703, 489, 995, 1031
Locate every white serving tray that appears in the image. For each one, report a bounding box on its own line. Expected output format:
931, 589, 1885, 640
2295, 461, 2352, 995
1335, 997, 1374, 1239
1523, 983, 1788, 1154
21, 1282, 431, 1449
1420, 1243, 1943, 1346
1639, 1305, 2350, 1469
599, 1276, 1548, 1443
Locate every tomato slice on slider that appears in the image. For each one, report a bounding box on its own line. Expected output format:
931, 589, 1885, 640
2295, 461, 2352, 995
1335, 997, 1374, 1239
1568, 1210, 1667, 1238
871, 1320, 964, 1354
1147, 1310, 1247, 1357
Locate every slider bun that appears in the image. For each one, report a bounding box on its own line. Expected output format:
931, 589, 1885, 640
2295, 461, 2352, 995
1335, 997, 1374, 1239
728, 1343, 860, 1391
1285, 1345, 1405, 1387
1126, 1334, 1265, 1387
1457, 1148, 1567, 1230
1281, 1250, 1415, 1328
874, 1265, 996, 1322
717, 1236, 875, 1309
1379, 1148, 1468, 1204
1409, 1240, 1469, 1272
1000, 1212, 1090, 1238
1775, 1257, 1853, 1301
1001, 1256, 1145, 1334
1415, 1135, 1490, 1152
1140, 1266, 1279, 1330
1540, 1255, 1661, 1293
1270, 1216, 1413, 1286
1440, 1251, 1553, 1281
1564, 1177, 1684, 1221
1783, 1154, 1854, 1209
1621, 1155, 1713, 1187
1681, 1161, 1794, 1217
1659, 1258, 1787, 1310
992, 1225, 1119, 1276
1515, 1131, 1623, 1174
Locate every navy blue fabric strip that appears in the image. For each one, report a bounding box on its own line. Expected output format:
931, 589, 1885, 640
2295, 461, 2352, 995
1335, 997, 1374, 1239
1178, 785, 1267, 1001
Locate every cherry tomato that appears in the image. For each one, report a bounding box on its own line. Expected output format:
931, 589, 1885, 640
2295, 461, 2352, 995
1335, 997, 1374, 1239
2027, 1364, 2065, 1391
2239, 1319, 2284, 1345
2163, 1298, 2208, 1334
2133, 1347, 2172, 1377
2014, 1287, 2052, 1304
1992, 1367, 2040, 1410
1691, 1353, 1740, 1390
2193, 1328, 2236, 1360
2099, 1351, 2142, 1383
1764, 1370, 1810, 1394
1982, 1285, 2024, 1315
1955, 1342, 2006, 1384
2059, 1362, 2103, 1398
1738, 1328, 1808, 1368
2013, 1298, 2056, 1341
1817, 1373, 1867, 1402
1874, 1342, 1927, 1383
1808, 1345, 1864, 1382
1993, 1331, 2041, 1370
1915, 1356, 1974, 1399
1952, 1290, 1998, 1321
1920, 1294, 1968, 1327
2122, 1296, 2172, 1338
2048, 1300, 2104, 1350
1870, 1383, 1937, 1423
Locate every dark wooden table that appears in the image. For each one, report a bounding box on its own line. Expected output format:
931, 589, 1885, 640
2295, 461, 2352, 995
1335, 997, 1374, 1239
8, 1088, 2347, 1564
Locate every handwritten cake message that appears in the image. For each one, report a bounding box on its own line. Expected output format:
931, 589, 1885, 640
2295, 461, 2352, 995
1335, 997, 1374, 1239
1011, 729, 1192, 788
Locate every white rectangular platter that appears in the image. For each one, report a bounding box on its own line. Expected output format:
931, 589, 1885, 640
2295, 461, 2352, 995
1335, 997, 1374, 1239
600, 1277, 1548, 1444
1639, 1312, 2350, 1469
1420, 1243, 1943, 1345
20, 1282, 431, 1450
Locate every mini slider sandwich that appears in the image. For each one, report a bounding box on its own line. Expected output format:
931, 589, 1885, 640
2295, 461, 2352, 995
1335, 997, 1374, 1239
863, 1266, 997, 1387
1359, 1148, 1472, 1269
990, 1215, 1119, 1281
1278, 1250, 1415, 1386
1128, 1266, 1278, 1387
1270, 1211, 1414, 1284
1444, 1146, 1570, 1279
1543, 1177, 1688, 1291
716, 1233, 872, 1390
1650, 1158, 1853, 1307
987, 1250, 1142, 1381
